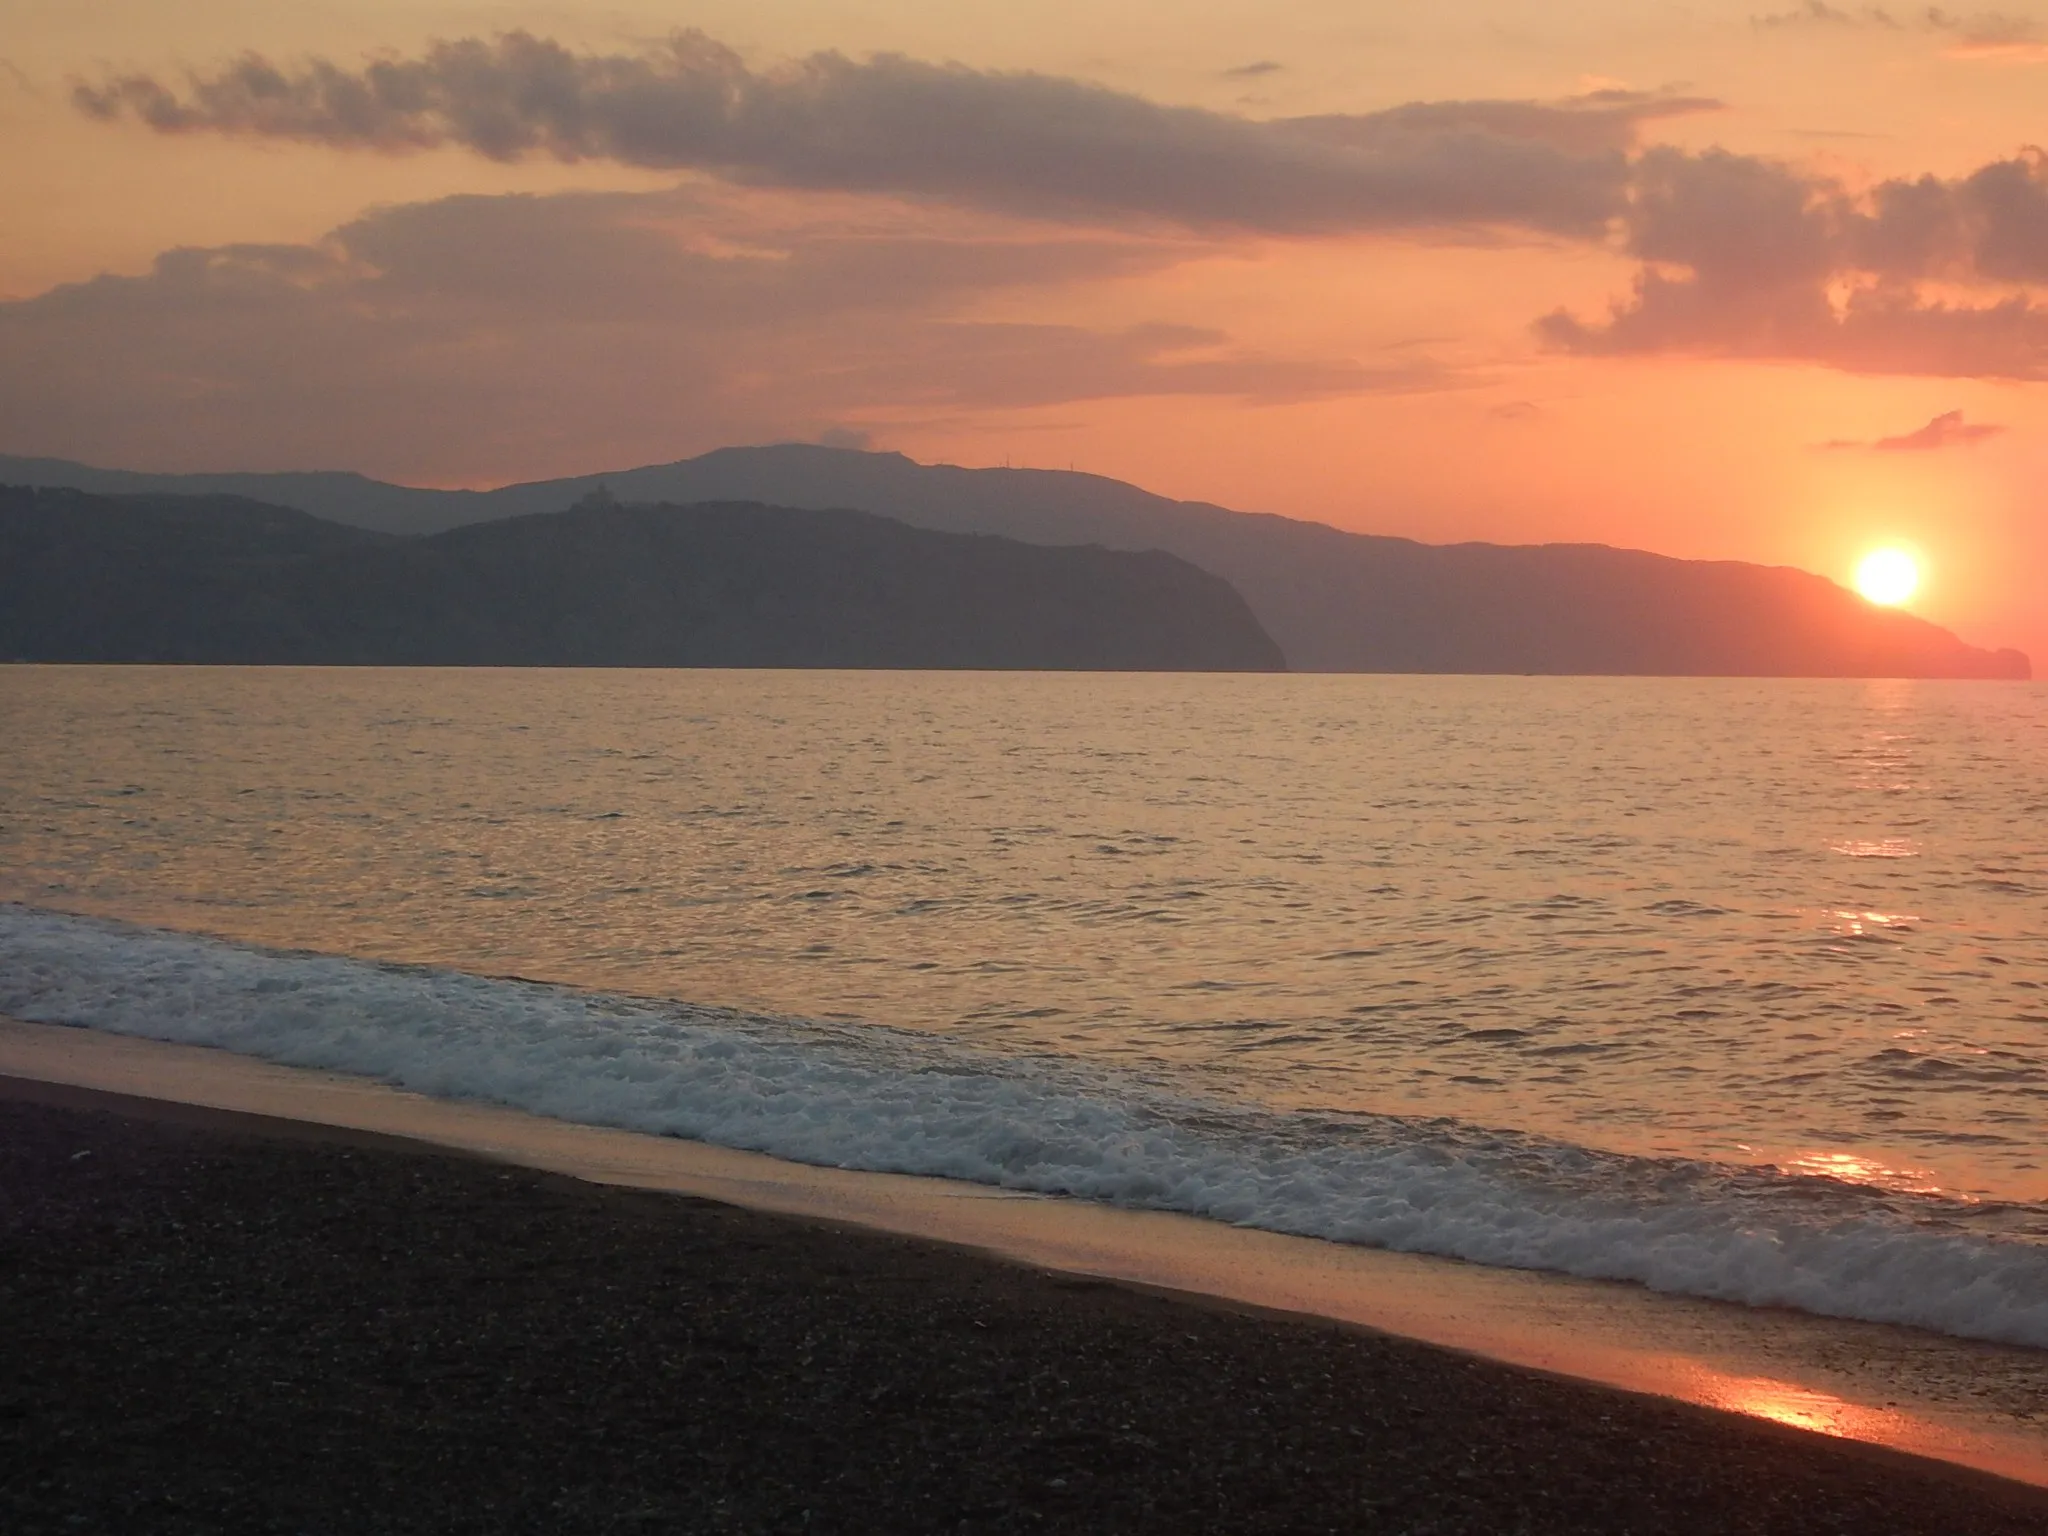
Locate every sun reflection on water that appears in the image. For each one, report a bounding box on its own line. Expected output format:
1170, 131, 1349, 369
1828, 837, 1921, 859
1824, 908, 1919, 937
1776, 1150, 1958, 1198
1693, 1372, 1905, 1440
4, 668, 2045, 1205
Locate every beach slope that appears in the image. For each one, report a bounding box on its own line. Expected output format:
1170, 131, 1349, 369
5, 1079, 2045, 1535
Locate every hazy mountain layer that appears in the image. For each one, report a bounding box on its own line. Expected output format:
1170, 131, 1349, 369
0, 487, 1284, 671
0, 447, 2028, 678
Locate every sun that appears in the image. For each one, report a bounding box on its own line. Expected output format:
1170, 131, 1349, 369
1853, 548, 1920, 607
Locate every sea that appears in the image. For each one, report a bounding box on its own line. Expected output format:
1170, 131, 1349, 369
3, 666, 2046, 1350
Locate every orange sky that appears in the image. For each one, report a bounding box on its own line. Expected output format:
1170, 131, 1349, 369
3, 1, 2044, 662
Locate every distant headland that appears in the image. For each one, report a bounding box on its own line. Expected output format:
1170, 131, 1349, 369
0, 486, 1284, 671
0, 447, 2029, 679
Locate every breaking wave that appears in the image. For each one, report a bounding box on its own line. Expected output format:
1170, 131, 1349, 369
5, 904, 2046, 1349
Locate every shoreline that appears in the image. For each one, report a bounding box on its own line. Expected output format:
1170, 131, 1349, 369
8, 1077, 2048, 1532
3, 1014, 2047, 1494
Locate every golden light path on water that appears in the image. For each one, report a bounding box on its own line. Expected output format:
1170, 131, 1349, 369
1773, 1151, 1957, 1199
2, 669, 2047, 1489
1, 667, 2043, 1207
1691, 1370, 1913, 1441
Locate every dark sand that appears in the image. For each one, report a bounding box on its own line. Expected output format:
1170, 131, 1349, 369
5, 1078, 2046, 1535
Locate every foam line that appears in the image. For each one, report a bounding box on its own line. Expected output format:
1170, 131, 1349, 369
4, 904, 2045, 1348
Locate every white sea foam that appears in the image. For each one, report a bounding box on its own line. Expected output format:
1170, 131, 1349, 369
5, 904, 2047, 1349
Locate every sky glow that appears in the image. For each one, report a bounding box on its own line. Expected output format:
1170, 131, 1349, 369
1, 1, 2042, 660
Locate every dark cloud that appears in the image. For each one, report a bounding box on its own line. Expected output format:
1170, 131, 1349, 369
53, 29, 2048, 390
0, 186, 1446, 481
1279, 91, 1721, 159
1752, 3, 1902, 29
1542, 262, 2048, 379
1850, 151, 2048, 284
71, 32, 1715, 239
1926, 8, 2048, 54
1822, 408, 2007, 448
1221, 61, 1285, 79
1749, 3, 2048, 54
1629, 147, 1837, 285
1540, 146, 2048, 378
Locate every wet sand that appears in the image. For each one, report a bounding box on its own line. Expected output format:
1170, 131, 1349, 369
5, 1076, 2048, 1535
5, 1014, 2046, 1488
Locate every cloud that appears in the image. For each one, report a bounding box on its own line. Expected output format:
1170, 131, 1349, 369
1280, 90, 1722, 158
1542, 260, 2048, 380
1539, 146, 2048, 378
1752, 3, 1901, 29
1750, 4, 2048, 56
0, 185, 1446, 481
55, 28, 2048, 389
1222, 61, 1285, 79
70, 32, 1715, 239
1822, 408, 2007, 447
1927, 8, 2048, 57
1854, 149, 2048, 284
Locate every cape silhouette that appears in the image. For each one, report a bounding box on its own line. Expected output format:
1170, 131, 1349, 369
0, 447, 2027, 678
0, 487, 1284, 671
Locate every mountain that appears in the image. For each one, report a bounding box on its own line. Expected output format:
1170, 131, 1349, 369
0, 486, 1284, 671
0, 447, 2028, 678
0, 455, 476, 534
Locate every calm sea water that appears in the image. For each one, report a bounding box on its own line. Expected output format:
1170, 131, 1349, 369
4, 667, 2046, 1343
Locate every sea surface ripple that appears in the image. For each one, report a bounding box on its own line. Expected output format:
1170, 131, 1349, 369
1, 668, 2044, 1340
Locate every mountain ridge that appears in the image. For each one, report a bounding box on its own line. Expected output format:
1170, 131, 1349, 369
0, 446, 2028, 679
0, 486, 1285, 671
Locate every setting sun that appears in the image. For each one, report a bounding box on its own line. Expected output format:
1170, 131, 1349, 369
1854, 549, 1921, 607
